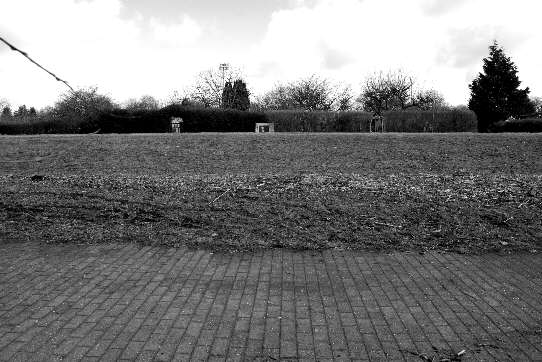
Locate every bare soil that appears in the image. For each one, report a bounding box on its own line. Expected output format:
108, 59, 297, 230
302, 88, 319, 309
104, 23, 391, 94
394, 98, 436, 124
1, 133, 541, 253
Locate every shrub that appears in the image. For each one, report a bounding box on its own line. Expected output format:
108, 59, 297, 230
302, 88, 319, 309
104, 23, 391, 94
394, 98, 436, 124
52, 88, 115, 133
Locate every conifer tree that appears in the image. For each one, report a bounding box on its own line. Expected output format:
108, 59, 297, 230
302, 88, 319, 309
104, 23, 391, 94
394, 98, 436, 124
469, 41, 534, 132
232, 79, 250, 111
221, 81, 234, 109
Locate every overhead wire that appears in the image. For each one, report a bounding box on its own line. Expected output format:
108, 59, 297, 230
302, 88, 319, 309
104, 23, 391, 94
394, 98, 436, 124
0, 35, 74, 92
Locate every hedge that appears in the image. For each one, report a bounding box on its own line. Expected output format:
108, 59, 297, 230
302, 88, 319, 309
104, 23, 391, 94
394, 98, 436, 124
0, 117, 86, 135
382, 110, 478, 133
490, 118, 542, 133
163, 106, 266, 133
265, 111, 373, 132
265, 110, 477, 133
96, 106, 267, 133
0, 107, 478, 134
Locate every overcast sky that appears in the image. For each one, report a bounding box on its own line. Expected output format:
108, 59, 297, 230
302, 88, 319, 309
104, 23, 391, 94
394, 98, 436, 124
1, 0, 541, 109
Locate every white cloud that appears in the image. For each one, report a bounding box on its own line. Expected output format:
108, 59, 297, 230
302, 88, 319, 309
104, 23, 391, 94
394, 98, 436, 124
149, 15, 202, 48
247, 0, 542, 104
0, 0, 204, 108
1, 0, 541, 109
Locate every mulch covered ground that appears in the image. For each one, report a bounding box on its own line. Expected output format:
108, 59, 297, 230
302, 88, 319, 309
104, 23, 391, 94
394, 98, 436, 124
1, 133, 541, 253
1, 172, 540, 253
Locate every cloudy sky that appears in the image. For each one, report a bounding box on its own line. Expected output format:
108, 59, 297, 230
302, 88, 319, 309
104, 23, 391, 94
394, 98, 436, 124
1, 0, 541, 109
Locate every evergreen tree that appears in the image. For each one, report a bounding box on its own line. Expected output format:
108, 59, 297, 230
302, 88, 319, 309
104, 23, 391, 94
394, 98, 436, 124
232, 79, 250, 111
1, 106, 12, 120
469, 41, 534, 132
221, 81, 234, 109
14, 105, 28, 118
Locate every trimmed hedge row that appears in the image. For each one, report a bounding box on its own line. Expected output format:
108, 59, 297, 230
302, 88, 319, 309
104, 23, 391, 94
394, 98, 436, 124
490, 118, 542, 133
0, 107, 478, 134
0, 118, 85, 135
383, 110, 478, 133
105, 108, 475, 133
267, 110, 477, 133
96, 106, 267, 133
265, 111, 373, 132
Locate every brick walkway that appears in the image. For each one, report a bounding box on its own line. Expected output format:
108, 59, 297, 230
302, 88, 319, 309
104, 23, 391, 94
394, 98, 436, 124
0, 242, 540, 361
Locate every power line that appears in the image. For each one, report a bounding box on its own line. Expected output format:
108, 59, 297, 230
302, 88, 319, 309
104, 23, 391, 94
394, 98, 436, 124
0, 35, 74, 92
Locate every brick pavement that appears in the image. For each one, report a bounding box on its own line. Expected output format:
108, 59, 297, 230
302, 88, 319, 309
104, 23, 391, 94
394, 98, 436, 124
0, 242, 540, 361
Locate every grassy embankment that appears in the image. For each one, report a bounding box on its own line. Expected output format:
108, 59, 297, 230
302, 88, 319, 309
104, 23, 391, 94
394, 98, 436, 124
1, 133, 541, 253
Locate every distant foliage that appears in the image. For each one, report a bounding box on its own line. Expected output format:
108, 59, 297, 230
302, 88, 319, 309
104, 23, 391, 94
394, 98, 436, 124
232, 80, 250, 111
469, 41, 535, 132
0, 98, 9, 113
256, 85, 293, 110
190, 66, 244, 108
1, 107, 477, 134
96, 105, 266, 133
336, 87, 355, 111
1, 106, 12, 120
0, 88, 114, 134
413, 90, 448, 111
221, 81, 234, 109
383, 110, 477, 133
288, 76, 335, 111
266, 110, 476, 133
359, 70, 447, 115
221, 80, 250, 111
257, 76, 346, 111
14, 105, 28, 118
266, 111, 373, 132
10, 105, 38, 124
161, 105, 264, 132
490, 118, 542, 133
531, 97, 542, 118
125, 95, 160, 112
48, 87, 116, 132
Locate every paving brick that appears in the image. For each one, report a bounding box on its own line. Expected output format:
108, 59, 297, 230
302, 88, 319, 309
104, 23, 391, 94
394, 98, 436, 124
0, 243, 540, 361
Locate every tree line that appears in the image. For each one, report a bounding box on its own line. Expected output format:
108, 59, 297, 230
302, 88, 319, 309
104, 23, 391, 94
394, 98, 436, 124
1, 41, 540, 132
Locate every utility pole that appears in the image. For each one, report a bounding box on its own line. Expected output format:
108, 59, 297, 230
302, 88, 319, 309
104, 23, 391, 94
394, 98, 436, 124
219, 63, 229, 89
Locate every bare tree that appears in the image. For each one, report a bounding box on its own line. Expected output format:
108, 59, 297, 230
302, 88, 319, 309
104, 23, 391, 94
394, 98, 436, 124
255, 85, 294, 110
125, 95, 160, 111
335, 86, 355, 111
413, 89, 449, 111
0, 98, 9, 113
359, 70, 417, 115
189, 66, 243, 108
165, 90, 193, 107
289, 75, 336, 111
360, 71, 451, 115
531, 96, 542, 117
257, 75, 343, 111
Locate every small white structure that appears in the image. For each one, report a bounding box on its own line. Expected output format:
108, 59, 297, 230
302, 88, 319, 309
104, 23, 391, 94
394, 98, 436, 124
255, 123, 275, 133
171, 117, 183, 133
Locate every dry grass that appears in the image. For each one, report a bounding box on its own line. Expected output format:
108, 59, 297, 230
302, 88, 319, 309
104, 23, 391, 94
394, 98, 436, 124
1, 133, 541, 253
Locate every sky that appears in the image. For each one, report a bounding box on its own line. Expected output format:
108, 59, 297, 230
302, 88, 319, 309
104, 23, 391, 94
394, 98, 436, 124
1, 0, 541, 109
